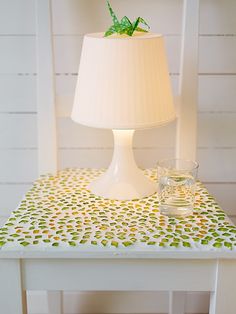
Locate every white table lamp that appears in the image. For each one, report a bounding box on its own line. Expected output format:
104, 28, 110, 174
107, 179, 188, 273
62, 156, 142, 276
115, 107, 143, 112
71, 32, 176, 200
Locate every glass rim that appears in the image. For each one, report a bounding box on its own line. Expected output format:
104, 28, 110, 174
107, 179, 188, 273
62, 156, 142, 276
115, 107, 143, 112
157, 158, 199, 171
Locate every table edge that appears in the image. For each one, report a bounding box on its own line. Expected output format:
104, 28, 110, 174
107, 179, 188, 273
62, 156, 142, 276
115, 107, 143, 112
0, 249, 236, 259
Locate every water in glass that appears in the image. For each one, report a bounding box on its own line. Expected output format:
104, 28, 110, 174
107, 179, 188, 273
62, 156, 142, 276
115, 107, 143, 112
157, 159, 198, 217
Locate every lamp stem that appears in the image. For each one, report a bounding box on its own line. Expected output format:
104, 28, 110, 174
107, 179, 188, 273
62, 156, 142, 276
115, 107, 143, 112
109, 129, 137, 178
88, 129, 157, 200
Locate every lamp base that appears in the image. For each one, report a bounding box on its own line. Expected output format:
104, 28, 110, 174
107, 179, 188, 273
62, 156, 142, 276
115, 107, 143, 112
88, 130, 157, 200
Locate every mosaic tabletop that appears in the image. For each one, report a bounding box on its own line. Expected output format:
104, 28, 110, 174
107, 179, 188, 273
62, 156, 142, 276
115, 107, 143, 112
0, 168, 236, 251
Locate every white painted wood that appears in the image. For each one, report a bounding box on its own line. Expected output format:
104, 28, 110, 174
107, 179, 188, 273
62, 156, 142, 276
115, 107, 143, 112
51, 0, 236, 36
59, 121, 113, 148
0, 37, 35, 74
0, 1, 236, 314
198, 75, 236, 112
0, 215, 8, 227
3, 74, 236, 115
60, 113, 235, 148
200, 0, 236, 34
53, 36, 236, 74
59, 147, 174, 169
0, 150, 37, 182
0, 248, 234, 314
22, 259, 216, 291
73, 149, 236, 182
204, 183, 236, 216
35, 0, 57, 175
2, 111, 236, 150
51, 0, 182, 35
26, 291, 48, 314
0, 114, 37, 148
198, 113, 236, 147
56, 94, 74, 118
61, 147, 236, 182
24, 290, 211, 314
197, 149, 236, 182
55, 75, 77, 116
169, 291, 185, 314
0, 0, 35, 35
199, 37, 236, 73
1, 36, 236, 76
55, 74, 236, 116
1, 249, 236, 259
0, 259, 27, 314
170, 29, 186, 305
35, 2, 60, 312
0, 184, 31, 216
176, 0, 199, 161
136, 124, 175, 149
58, 118, 176, 149
160, 35, 181, 76
2, 0, 236, 37
2, 148, 236, 183
53, 35, 83, 74
47, 291, 63, 314
0, 76, 36, 113
209, 260, 236, 314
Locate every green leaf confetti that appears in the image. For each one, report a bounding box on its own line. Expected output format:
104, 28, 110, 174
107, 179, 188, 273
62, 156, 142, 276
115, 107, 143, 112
0, 168, 235, 251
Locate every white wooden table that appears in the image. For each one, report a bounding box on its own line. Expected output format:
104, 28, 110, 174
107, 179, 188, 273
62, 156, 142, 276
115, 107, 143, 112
2, 1, 233, 313
1, 250, 236, 314
0, 168, 235, 314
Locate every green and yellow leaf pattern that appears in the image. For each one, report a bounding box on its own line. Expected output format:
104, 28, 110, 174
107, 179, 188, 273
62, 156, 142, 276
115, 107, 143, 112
0, 169, 235, 250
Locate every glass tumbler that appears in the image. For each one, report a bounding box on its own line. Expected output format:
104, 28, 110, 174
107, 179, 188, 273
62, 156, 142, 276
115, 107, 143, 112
157, 159, 199, 217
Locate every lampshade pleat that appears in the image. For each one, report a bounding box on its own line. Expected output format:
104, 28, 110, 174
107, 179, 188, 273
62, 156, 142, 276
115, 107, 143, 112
72, 32, 176, 130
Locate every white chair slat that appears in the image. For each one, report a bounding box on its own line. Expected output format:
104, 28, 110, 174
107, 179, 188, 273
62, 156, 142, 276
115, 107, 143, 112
36, 0, 58, 176
176, 0, 199, 161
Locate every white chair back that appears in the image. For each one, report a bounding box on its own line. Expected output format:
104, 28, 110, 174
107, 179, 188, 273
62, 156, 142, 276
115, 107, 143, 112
35, 0, 199, 176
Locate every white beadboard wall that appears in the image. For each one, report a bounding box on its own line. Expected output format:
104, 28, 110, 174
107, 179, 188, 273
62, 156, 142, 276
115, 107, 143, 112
0, 0, 236, 313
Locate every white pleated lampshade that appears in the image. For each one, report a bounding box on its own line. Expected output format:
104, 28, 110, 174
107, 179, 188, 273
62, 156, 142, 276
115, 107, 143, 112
71, 32, 176, 130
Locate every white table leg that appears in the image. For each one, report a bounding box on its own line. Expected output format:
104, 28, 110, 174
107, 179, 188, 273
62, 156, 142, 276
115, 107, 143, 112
47, 291, 63, 314
169, 291, 185, 314
209, 260, 236, 314
0, 259, 27, 314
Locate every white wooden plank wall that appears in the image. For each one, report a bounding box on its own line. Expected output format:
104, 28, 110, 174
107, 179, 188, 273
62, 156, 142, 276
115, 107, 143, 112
0, 0, 235, 222
0, 0, 235, 313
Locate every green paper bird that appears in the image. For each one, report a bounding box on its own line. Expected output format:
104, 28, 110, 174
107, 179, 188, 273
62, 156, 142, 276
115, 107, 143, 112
104, 0, 150, 37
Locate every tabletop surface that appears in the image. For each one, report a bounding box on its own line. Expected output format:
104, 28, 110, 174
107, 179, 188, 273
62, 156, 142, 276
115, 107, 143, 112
0, 168, 235, 258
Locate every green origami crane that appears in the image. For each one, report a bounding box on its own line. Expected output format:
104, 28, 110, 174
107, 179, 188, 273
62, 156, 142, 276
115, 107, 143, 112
104, 0, 150, 37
